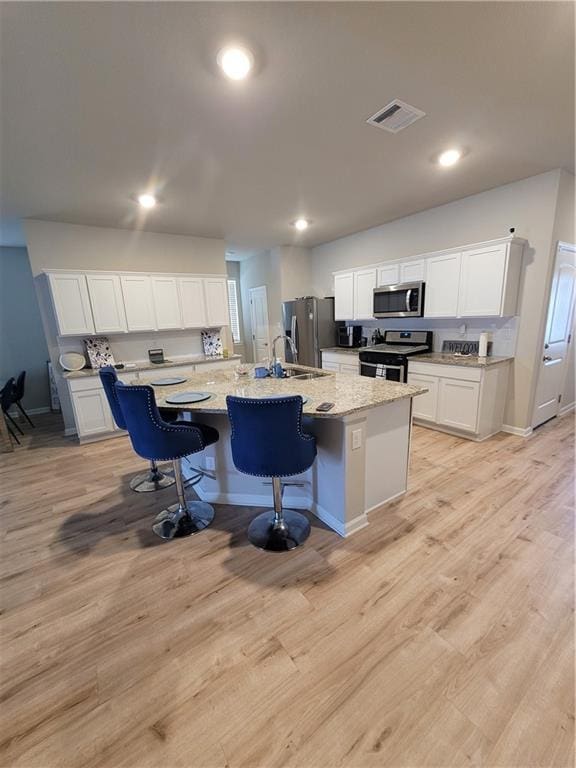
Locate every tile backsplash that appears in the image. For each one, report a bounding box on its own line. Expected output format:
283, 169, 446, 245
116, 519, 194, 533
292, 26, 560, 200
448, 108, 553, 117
352, 316, 518, 357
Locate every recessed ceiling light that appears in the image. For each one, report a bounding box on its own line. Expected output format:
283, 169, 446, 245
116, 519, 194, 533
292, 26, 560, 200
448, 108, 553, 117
293, 218, 309, 232
217, 46, 253, 80
438, 149, 462, 168
137, 193, 157, 209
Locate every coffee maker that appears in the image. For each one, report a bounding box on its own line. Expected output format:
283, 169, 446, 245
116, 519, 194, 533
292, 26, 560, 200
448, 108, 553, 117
337, 324, 363, 348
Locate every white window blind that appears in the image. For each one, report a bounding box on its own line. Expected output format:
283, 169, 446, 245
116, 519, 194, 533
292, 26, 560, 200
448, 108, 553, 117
227, 279, 241, 343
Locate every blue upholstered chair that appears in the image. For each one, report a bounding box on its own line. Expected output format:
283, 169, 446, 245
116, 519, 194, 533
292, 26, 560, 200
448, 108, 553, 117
115, 381, 219, 539
226, 395, 317, 551
99, 366, 176, 493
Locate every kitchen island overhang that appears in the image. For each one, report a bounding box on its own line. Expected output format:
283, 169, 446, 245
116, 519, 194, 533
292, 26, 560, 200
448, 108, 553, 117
139, 366, 427, 537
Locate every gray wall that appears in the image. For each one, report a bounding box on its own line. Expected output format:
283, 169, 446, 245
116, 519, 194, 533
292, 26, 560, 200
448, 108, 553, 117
311, 169, 569, 431
0, 247, 50, 412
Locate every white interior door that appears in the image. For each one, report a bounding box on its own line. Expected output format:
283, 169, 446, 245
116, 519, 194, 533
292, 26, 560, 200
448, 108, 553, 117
249, 286, 270, 363
532, 242, 576, 428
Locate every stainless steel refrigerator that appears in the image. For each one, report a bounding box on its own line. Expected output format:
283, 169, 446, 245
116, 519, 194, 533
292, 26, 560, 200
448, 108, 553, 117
282, 297, 336, 368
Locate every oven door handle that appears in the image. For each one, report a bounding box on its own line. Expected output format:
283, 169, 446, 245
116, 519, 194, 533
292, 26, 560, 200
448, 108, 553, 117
405, 289, 412, 312
360, 362, 403, 370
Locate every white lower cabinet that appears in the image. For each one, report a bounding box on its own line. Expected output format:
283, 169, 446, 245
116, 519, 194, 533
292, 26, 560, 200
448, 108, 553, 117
407, 372, 438, 422
437, 378, 480, 433
408, 360, 511, 441
321, 351, 359, 373
70, 384, 115, 438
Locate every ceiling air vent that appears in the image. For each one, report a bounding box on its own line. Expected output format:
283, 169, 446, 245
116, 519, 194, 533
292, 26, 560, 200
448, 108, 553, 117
366, 99, 426, 134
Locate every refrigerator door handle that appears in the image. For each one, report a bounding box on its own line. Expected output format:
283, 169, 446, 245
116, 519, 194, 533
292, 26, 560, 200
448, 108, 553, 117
291, 315, 298, 362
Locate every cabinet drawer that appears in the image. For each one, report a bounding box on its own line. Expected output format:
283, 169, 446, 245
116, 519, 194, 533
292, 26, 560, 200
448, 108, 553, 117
322, 352, 359, 367
408, 362, 482, 382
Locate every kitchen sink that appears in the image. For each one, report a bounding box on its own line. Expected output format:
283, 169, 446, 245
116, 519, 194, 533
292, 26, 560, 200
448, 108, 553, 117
282, 367, 331, 380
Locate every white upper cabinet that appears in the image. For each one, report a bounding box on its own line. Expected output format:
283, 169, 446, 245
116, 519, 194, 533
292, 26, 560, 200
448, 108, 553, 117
151, 276, 183, 330
354, 268, 377, 320
400, 259, 426, 284
377, 264, 400, 286
334, 272, 354, 320
48, 273, 95, 336
121, 276, 156, 331
458, 243, 522, 317
86, 274, 127, 333
424, 253, 461, 318
204, 277, 229, 327
179, 278, 208, 328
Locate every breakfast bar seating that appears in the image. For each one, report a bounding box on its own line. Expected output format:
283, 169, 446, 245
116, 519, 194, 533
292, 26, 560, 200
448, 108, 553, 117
227, 394, 317, 551
115, 382, 219, 539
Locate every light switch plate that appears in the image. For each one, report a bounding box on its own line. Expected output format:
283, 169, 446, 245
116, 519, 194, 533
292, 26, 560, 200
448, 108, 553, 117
352, 428, 362, 450
205, 456, 216, 471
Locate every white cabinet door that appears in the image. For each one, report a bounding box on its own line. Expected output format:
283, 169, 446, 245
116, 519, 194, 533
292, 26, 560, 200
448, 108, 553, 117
204, 278, 229, 327
340, 363, 359, 374
151, 276, 183, 330
377, 264, 400, 286
322, 361, 340, 372
354, 268, 377, 320
72, 389, 114, 437
437, 378, 480, 433
407, 373, 438, 421
334, 272, 354, 320
424, 253, 461, 317
458, 244, 507, 317
400, 259, 426, 283
86, 274, 127, 333
179, 278, 208, 328
48, 273, 95, 336
121, 276, 156, 331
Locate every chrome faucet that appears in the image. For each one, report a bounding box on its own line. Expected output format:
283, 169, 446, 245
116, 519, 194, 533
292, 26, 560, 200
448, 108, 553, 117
270, 335, 298, 376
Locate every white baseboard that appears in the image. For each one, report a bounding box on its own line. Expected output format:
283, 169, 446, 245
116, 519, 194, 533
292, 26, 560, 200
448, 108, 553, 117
559, 402, 575, 417
194, 487, 369, 538
501, 424, 533, 438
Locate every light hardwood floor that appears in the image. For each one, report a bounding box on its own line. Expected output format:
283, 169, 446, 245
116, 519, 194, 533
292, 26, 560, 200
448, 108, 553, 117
0, 412, 574, 768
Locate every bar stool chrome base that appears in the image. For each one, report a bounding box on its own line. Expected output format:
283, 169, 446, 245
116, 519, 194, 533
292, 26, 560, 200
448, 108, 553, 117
130, 461, 175, 493
248, 508, 311, 552
151, 458, 214, 540
153, 500, 214, 539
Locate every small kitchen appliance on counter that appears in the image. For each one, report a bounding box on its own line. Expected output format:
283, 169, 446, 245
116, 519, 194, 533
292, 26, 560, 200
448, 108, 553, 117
148, 349, 172, 365
359, 330, 433, 382
337, 323, 363, 348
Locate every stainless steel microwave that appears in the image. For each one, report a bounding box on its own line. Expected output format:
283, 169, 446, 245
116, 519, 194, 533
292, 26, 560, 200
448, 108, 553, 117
373, 281, 425, 318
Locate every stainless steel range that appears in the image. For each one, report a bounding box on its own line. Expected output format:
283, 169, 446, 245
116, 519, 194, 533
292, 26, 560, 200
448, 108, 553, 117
359, 330, 433, 382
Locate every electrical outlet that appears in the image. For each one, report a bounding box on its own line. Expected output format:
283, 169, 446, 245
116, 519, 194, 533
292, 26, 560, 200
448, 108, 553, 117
352, 428, 362, 450
205, 456, 216, 471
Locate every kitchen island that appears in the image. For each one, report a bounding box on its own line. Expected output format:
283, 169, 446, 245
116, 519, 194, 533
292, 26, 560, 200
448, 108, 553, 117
140, 365, 426, 537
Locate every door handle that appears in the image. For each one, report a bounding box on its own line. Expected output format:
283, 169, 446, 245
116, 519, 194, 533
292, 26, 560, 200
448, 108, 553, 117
405, 289, 412, 312
543, 356, 553, 362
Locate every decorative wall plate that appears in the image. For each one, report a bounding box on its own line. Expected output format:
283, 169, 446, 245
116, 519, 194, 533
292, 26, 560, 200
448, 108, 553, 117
59, 352, 86, 371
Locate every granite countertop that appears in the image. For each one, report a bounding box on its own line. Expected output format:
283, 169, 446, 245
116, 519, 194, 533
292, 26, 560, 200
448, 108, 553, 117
137, 363, 427, 419
63, 354, 241, 379
321, 347, 362, 356
413, 353, 514, 368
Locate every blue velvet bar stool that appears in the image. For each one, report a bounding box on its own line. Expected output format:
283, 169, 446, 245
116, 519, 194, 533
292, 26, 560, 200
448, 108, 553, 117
99, 366, 176, 493
115, 381, 219, 539
226, 395, 317, 552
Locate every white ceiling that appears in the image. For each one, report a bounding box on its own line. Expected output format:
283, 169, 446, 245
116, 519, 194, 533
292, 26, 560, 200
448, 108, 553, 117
1, 2, 574, 250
